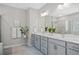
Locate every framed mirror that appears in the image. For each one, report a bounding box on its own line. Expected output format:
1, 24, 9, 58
54, 12, 79, 35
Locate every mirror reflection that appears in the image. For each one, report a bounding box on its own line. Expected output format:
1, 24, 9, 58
44, 12, 79, 35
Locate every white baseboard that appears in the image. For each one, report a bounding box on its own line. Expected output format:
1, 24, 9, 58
4, 43, 27, 49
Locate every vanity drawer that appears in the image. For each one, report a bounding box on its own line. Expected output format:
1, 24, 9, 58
31, 34, 35, 37
67, 42, 79, 52
41, 36, 48, 48
41, 36, 48, 41
36, 35, 41, 39
49, 38, 65, 47
41, 39, 48, 48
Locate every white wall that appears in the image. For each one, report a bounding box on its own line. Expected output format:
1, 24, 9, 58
0, 4, 27, 47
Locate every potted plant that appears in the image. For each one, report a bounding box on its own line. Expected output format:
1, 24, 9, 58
48, 26, 56, 33
48, 27, 52, 33
20, 26, 29, 38
53, 28, 56, 32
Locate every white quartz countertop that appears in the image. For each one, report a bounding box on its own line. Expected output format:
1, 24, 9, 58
32, 32, 79, 44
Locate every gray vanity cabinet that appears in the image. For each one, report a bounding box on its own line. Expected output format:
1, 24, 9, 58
34, 35, 41, 50
31, 33, 79, 55
0, 43, 3, 55
48, 38, 65, 55
67, 42, 79, 55
31, 34, 35, 47
41, 36, 48, 55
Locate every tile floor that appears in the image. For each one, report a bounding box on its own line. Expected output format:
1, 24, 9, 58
4, 45, 43, 55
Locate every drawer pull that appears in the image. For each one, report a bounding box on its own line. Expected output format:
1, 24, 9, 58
54, 45, 57, 50
72, 46, 79, 49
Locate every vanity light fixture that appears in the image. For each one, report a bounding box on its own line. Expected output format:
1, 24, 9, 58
41, 11, 48, 16
63, 3, 71, 8
57, 3, 71, 10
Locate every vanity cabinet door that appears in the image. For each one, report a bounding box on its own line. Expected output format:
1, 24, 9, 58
41, 36, 48, 55
31, 34, 35, 46
67, 42, 79, 55
48, 42, 65, 55
35, 35, 41, 50
67, 49, 79, 55
48, 38, 65, 55
41, 46, 47, 55
0, 43, 3, 55
48, 43, 56, 55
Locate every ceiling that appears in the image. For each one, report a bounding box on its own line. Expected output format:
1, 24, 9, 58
2, 3, 46, 10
